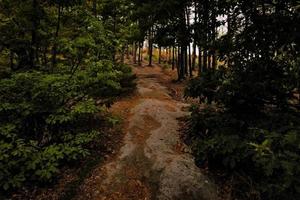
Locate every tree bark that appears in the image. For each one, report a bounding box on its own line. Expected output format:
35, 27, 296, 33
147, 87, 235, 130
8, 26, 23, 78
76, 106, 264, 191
212, 3, 217, 69
202, 0, 209, 72
186, 8, 192, 76
148, 28, 153, 66
158, 46, 161, 64
188, 44, 192, 77
51, 3, 62, 71
133, 42, 137, 64
93, 0, 97, 17
30, 0, 38, 68
198, 47, 202, 76
172, 46, 175, 70
138, 42, 142, 66
169, 47, 172, 63
192, 3, 197, 71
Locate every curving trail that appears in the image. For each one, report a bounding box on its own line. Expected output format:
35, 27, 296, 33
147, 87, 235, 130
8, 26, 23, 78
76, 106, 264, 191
75, 65, 217, 200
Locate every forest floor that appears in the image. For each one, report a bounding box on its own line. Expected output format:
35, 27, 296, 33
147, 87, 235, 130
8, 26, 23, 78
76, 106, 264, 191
74, 63, 217, 200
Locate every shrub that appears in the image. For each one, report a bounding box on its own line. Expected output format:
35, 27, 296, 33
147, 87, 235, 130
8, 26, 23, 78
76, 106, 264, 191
186, 105, 300, 199
185, 59, 300, 199
0, 63, 135, 191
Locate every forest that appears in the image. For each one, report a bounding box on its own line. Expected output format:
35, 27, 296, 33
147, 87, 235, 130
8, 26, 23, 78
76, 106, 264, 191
0, 0, 299, 200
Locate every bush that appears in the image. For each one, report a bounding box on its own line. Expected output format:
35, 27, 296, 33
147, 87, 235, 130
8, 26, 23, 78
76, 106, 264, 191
0, 63, 135, 191
186, 104, 300, 199
185, 59, 300, 199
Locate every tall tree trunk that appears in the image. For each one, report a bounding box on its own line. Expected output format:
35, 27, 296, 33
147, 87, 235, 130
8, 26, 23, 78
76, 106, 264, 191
198, 47, 202, 75
212, 51, 216, 69
188, 44, 192, 77
126, 44, 129, 59
158, 46, 161, 64
140, 42, 143, 62
192, 44, 196, 71
212, 4, 217, 69
202, 0, 209, 72
131, 42, 135, 56
138, 42, 141, 66
192, 3, 197, 70
186, 8, 192, 76
176, 47, 179, 68
227, 8, 232, 68
148, 28, 153, 66
169, 47, 172, 63
184, 45, 188, 76
208, 53, 211, 69
30, 0, 38, 68
52, 3, 62, 71
133, 42, 137, 64
177, 47, 181, 80
180, 46, 185, 80
203, 49, 208, 72
93, 0, 97, 17
172, 46, 175, 70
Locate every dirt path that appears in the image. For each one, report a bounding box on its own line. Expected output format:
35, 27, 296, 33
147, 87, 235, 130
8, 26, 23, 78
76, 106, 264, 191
75, 65, 217, 200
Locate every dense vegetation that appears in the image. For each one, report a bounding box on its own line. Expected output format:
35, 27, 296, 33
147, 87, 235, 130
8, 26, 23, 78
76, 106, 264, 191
0, 0, 299, 199
184, 1, 300, 199
0, 0, 136, 194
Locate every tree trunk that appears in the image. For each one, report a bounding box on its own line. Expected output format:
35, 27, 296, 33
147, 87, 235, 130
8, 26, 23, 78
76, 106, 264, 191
148, 28, 153, 66
30, 0, 38, 68
51, 3, 62, 71
158, 46, 161, 64
138, 42, 141, 66
140, 42, 143, 62
177, 47, 181, 80
188, 44, 192, 77
198, 47, 202, 76
133, 42, 137, 64
192, 44, 196, 70
184, 45, 188, 76
203, 50, 208, 72
202, 0, 209, 72
208, 53, 211, 69
169, 47, 172, 63
172, 46, 175, 70
227, 8, 232, 68
192, 3, 197, 71
212, 4, 217, 69
186, 8, 192, 76
179, 47, 185, 80
93, 0, 97, 17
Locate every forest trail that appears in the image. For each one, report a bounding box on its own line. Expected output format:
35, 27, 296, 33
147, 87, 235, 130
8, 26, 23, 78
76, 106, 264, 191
75, 64, 217, 200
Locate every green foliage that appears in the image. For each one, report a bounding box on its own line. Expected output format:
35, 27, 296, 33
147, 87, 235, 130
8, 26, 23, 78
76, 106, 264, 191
185, 1, 299, 199
0, 0, 136, 195
187, 106, 300, 199
185, 68, 226, 104
0, 64, 135, 192
0, 59, 134, 190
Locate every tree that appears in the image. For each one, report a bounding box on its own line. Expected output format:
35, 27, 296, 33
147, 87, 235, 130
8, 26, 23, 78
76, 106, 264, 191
185, 0, 300, 199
